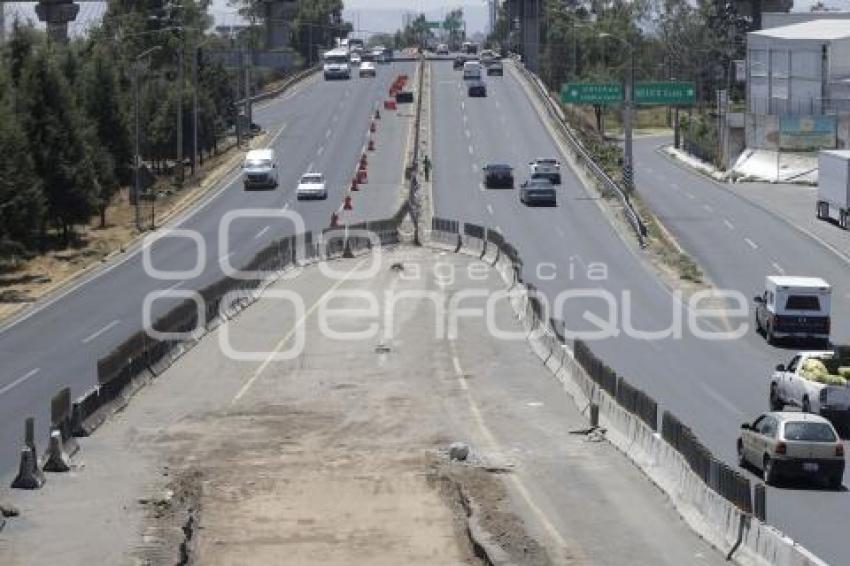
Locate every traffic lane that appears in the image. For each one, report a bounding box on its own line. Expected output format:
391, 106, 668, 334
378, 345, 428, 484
431, 62, 489, 226
434, 64, 850, 562
0, 61, 405, 384
0, 64, 409, 478
634, 137, 850, 341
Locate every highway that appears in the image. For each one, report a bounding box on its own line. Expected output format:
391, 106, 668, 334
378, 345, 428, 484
0, 61, 414, 480
430, 58, 847, 563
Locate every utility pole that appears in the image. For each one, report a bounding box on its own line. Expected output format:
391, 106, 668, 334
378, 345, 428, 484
176, 45, 184, 185
236, 38, 243, 147
623, 47, 635, 191
192, 44, 199, 177
133, 46, 162, 232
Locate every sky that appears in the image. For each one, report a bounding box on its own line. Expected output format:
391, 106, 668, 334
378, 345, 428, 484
1, 0, 847, 39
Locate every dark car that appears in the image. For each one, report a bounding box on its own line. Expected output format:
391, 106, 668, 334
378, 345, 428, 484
519, 178, 556, 206
486, 61, 504, 76
453, 55, 466, 70
483, 164, 514, 188
468, 80, 487, 97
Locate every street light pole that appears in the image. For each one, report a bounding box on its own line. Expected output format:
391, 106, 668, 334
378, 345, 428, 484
599, 32, 635, 192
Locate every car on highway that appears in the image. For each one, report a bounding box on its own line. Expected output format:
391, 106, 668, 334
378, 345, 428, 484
482, 164, 514, 188
486, 60, 504, 76
295, 172, 328, 200
242, 149, 278, 190
529, 158, 561, 184
323, 47, 351, 80
453, 55, 466, 70
769, 348, 850, 419
463, 60, 483, 81
350, 53, 362, 66
467, 79, 486, 97
359, 61, 376, 78
754, 276, 831, 346
738, 411, 844, 488
519, 178, 557, 206
436, 43, 449, 55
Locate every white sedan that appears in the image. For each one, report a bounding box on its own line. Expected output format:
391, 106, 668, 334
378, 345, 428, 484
296, 173, 327, 200
359, 61, 376, 78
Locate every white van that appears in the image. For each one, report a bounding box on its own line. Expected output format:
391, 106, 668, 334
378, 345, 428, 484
463, 60, 482, 81
323, 48, 351, 80
242, 149, 278, 190
754, 276, 832, 346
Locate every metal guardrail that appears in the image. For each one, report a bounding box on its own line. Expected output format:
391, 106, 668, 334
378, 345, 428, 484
511, 60, 647, 247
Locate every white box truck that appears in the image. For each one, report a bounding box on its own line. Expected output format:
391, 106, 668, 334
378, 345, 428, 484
817, 150, 850, 230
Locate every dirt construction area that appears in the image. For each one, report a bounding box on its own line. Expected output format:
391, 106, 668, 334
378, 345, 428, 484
0, 247, 726, 566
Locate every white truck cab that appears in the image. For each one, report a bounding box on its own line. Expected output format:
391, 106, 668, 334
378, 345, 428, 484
242, 149, 278, 190
770, 348, 850, 424
754, 276, 831, 346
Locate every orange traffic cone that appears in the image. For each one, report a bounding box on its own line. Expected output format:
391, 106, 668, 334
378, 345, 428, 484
375, 109, 381, 120
368, 138, 375, 151
370, 121, 376, 133
357, 169, 367, 183
351, 177, 359, 191
343, 195, 353, 210
360, 153, 368, 167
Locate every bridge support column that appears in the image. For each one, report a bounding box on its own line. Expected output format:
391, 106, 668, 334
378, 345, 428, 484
35, 0, 79, 44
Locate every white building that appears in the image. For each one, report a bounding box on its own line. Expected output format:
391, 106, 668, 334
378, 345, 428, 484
748, 19, 850, 116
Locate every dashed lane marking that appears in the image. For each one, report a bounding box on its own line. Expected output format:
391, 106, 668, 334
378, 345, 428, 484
0, 368, 40, 397
81, 319, 120, 344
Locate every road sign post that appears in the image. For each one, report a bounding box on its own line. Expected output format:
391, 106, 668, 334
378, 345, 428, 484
560, 83, 623, 105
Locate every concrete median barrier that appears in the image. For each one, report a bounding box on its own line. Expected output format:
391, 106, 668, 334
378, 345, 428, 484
11, 446, 44, 489
43, 430, 70, 473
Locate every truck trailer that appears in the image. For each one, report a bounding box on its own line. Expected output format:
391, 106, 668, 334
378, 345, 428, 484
817, 150, 850, 230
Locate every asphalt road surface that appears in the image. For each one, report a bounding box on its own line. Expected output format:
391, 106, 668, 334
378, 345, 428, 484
429, 59, 848, 564
0, 61, 414, 481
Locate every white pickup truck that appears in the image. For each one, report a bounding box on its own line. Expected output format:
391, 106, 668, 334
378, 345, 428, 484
770, 348, 850, 423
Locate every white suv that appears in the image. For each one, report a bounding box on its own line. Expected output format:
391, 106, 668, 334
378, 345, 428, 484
242, 149, 278, 190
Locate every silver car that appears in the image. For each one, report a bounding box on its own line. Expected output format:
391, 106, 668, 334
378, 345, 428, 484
737, 411, 844, 488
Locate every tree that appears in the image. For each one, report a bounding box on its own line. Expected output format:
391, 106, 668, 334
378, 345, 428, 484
80, 45, 132, 225
0, 68, 44, 251
21, 45, 98, 240
443, 8, 464, 50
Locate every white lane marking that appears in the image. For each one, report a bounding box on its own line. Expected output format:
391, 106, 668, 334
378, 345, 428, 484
463, 114, 468, 124
254, 226, 271, 240
267, 122, 288, 147
465, 128, 471, 138
307, 161, 314, 171
461, 101, 465, 111
81, 319, 120, 344
325, 128, 332, 139
0, 368, 40, 397
723, 219, 735, 230
486, 204, 494, 215
232, 258, 368, 403
772, 262, 785, 274
317, 145, 325, 156
744, 238, 758, 250
479, 183, 485, 192
527, 401, 543, 407
700, 383, 745, 417
703, 204, 714, 213
165, 280, 185, 292
220, 251, 233, 262
468, 144, 474, 155
451, 355, 463, 376
494, 100, 501, 109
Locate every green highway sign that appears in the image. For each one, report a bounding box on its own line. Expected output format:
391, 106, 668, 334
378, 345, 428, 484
634, 82, 695, 105
561, 82, 623, 105
426, 21, 441, 29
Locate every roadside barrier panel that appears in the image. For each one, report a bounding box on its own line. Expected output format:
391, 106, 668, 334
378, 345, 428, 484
11, 446, 44, 489
461, 223, 486, 257
483, 229, 502, 265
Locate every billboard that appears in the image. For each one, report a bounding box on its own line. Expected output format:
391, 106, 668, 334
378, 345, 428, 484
779, 116, 836, 150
